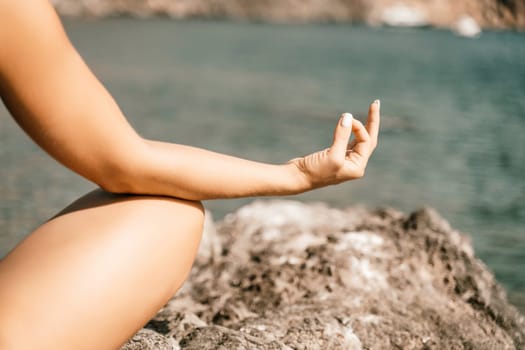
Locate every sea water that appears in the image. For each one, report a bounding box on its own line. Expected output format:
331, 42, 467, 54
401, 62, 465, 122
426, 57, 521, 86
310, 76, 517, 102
0, 18, 523, 310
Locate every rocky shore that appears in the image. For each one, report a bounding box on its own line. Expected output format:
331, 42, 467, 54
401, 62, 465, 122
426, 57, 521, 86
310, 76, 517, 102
51, 0, 525, 32
121, 201, 524, 349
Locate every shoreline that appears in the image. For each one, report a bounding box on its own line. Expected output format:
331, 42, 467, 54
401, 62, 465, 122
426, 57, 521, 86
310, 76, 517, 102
52, 0, 525, 34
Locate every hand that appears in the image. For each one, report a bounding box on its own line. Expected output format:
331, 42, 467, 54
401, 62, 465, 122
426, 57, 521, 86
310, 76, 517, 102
289, 100, 380, 190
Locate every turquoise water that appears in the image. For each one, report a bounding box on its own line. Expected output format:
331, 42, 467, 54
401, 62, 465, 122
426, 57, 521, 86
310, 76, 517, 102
0, 19, 524, 310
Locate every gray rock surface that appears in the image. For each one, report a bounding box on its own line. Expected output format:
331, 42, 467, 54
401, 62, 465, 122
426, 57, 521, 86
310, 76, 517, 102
121, 200, 525, 350
51, 0, 525, 30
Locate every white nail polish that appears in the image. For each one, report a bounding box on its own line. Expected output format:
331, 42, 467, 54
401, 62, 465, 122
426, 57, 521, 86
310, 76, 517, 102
342, 113, 353, 127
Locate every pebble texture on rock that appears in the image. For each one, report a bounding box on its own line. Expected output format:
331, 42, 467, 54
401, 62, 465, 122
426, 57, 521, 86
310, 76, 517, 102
121, 200, 525, 350
51, 0, 525, 30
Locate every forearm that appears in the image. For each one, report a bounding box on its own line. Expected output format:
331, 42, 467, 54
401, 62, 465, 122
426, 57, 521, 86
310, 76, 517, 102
118, 140, 309, 200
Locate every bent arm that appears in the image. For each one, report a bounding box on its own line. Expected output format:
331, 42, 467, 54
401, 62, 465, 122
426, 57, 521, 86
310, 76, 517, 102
0, 1, 379, 201
0, 1, 145, 192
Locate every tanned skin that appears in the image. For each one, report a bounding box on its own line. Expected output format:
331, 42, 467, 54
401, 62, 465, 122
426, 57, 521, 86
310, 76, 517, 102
0, 1, 380, 349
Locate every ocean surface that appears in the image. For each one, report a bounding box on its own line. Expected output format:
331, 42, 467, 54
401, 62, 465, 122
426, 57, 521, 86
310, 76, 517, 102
0, 19, 524, 310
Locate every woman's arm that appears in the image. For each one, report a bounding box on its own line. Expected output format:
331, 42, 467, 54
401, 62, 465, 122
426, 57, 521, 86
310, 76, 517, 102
0, 0, 380, 201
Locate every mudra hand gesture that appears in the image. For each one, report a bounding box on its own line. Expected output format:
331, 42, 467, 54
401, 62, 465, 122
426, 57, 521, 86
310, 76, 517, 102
290, 100, 380, 190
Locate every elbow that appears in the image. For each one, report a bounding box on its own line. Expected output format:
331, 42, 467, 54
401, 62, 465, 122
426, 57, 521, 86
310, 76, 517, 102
96, 171, 135, 194
92, 161, 138, 194
89, 140, 148, 195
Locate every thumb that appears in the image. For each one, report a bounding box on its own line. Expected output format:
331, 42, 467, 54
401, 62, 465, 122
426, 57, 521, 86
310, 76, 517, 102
330, 113, 353, 158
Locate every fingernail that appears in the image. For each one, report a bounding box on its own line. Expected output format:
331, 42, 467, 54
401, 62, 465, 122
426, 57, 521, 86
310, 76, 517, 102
341, 113, 353, 128
374, 99, 380, 107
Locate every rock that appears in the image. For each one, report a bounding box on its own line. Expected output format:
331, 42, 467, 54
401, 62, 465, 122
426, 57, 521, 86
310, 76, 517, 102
51, 0, 525, 31
454, 16, 482, 37
121, 200, 525, 349
120, 328, 179, 350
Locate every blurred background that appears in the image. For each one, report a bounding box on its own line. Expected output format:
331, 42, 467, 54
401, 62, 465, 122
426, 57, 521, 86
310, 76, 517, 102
0, 0, 524, 312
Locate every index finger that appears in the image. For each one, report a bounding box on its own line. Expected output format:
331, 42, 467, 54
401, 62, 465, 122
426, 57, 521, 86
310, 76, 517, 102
365, 100, 381, 143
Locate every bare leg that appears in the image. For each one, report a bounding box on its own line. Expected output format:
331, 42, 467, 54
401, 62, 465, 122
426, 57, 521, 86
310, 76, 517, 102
0, 189, 204, 349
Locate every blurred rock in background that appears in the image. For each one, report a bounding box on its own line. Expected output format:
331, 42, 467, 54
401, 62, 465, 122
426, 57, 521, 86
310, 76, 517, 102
51, 0, 525, 32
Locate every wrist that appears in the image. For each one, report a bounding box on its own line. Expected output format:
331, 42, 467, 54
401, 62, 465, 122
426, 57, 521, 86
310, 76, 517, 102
281, 161, 311, 195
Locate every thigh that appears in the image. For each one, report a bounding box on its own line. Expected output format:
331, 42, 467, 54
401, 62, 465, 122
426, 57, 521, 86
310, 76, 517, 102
0, 189, 204, 350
